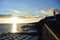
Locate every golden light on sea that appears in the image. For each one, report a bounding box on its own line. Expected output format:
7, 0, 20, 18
8, 16, 19, 33
12, 23, 17, 33
6, 16, 42, 33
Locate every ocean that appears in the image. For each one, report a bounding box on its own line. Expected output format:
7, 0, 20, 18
0, 24, 39, 40
0, 23, 37, 33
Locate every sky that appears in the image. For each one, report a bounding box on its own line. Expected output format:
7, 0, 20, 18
0, 0, 60, 17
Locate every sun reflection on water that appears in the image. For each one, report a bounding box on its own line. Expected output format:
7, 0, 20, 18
9, 16, 19, 33
11, 23, 17, 33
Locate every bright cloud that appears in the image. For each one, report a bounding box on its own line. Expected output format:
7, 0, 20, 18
10, 9, 22, 13
13, 10, 20, 13
40, 9, 54, 15
9, 9, 23, 16
25, 12, 35, 17
9, 9, 36, 17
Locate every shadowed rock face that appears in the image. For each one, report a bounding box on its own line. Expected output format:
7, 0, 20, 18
44, 14, 60, 39
33, 19, 45, 40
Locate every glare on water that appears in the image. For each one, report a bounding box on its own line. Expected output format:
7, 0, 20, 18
9, 16, 19, 33
11, 23, 17, 33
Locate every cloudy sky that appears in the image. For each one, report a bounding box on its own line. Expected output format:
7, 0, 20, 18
0, 0, 60, 17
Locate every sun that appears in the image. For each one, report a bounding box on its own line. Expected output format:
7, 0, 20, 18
8, 16, 20, 23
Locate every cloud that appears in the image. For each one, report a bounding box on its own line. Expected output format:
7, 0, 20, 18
13, 10, 20, 13
25, 12, 35, 17
10, 9, 22, 13
9, 9, 24, 16
35, 11, 39, 13
40, 9, 54, 15
9, 9, 35, 17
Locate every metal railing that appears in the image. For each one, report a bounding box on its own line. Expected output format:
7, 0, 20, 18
44, 23, 60, 40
